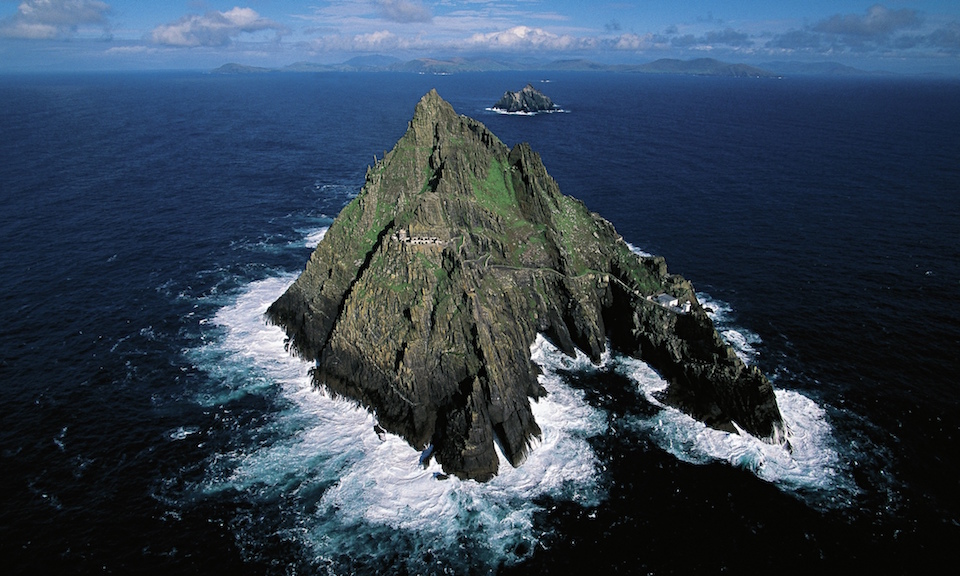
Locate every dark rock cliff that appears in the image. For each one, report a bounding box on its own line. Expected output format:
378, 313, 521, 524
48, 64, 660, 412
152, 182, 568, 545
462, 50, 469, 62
267, 90, 785, 481
492, 84, 559, 113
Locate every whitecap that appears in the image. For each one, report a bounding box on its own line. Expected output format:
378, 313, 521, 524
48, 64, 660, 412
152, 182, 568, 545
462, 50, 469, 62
167, 426, 200, 441
53, 426, 67, 451
696, 292, 732, 319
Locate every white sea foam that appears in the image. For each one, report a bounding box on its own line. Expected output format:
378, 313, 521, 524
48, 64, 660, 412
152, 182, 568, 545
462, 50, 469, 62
719, 328, 760, 364
485, 107, 569, 116
301, 226, 328, 249
625, 241, 653, 258
191, 277, 607, 570
485, 107, 536, 116
612, 353, 853, 504
166, 426, 200, 441
696, 292, 763, 364
493, 329, 843, 503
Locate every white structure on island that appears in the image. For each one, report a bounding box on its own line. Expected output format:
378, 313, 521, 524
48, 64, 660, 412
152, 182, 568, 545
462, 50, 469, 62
650, 293, 693, 314
392, 228, 444, 246
655, 293, 679, 307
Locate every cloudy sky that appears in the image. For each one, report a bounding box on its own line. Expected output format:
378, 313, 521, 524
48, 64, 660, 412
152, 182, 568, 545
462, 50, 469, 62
1, 1, 959, 72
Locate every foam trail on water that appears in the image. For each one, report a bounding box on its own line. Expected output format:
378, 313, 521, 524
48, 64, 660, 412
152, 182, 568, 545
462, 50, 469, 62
191, 277, 608, 572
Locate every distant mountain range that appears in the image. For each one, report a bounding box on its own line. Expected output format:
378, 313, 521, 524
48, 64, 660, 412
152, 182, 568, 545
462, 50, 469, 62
619, 58, 776, 77
211, 57, 880, 77
758, 61, 887, 76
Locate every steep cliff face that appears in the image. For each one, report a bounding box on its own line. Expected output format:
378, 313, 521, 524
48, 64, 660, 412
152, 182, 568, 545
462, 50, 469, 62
492, 84, 558, 113
268, 90, 785, 481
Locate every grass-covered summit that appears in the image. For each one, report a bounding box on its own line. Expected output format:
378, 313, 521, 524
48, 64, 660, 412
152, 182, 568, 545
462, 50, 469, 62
268, 90, 785, 481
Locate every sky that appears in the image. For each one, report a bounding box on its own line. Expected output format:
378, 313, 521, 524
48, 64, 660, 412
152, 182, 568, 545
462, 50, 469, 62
1, 1, 959, 73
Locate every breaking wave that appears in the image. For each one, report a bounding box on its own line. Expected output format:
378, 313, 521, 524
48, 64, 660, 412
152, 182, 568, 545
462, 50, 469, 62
300, 226, 328, 249
187, 275, 607, 573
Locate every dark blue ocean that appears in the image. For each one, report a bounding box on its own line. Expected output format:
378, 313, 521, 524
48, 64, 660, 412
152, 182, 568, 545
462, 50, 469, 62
1, 71, 958, 574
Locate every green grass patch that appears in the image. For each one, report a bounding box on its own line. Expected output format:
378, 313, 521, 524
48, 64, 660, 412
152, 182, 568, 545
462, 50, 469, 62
613, 244, 662, 295
361, 198, 393, 245
472, 158, 517, 218
550, 195, 596, 274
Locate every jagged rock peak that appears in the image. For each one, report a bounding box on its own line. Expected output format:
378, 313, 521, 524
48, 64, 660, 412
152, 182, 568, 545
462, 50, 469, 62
410, 88, 456, 127
415, 88, 451, 114
268, 90, 786, 482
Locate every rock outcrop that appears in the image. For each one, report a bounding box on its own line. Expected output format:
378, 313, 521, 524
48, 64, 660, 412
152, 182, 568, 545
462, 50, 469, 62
268, 90, 785, 481
492, 84, 559, 114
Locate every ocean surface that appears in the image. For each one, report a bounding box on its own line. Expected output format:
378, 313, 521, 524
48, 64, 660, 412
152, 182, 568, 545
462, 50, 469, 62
1, 70, 958, 574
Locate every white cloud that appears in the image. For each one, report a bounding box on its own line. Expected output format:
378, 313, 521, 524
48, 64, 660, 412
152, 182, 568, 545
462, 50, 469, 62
306, 28, 436, 53
354, 29, 399, 49
0, 0, 110, 39
151, 7, 286, 47
305, 23, 592, 54
464, 25, 586, 51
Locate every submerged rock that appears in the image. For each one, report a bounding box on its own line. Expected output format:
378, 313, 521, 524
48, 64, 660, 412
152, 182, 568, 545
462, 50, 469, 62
492, 84, 559, 114
268, 89, 785, 481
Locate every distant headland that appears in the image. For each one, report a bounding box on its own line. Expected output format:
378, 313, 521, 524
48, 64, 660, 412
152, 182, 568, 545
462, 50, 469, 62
211, 57, 883, 77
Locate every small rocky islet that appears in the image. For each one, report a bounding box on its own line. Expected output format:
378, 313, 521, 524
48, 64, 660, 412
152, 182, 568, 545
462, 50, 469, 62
268, 89, 786, 481
491, 83, 560, 114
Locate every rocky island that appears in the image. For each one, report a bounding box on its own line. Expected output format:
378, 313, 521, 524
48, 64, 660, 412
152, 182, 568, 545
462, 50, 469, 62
492, 84, 560, 114
268, 90, 786, 481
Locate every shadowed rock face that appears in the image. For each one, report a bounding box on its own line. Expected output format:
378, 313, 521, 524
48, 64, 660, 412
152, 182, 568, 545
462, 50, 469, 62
267, 89, 785, 481
492, 84, 558, 113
